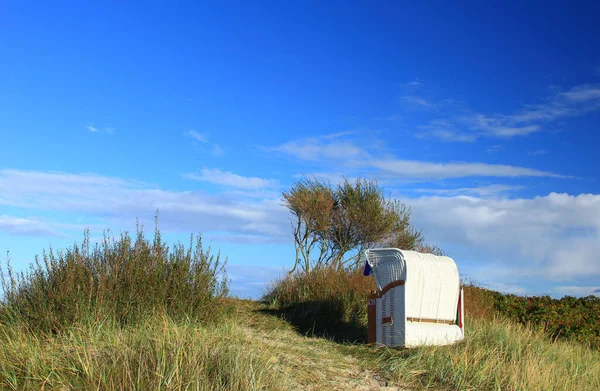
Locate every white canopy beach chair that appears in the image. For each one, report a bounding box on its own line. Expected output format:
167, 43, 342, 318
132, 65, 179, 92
365, 248, 464, 347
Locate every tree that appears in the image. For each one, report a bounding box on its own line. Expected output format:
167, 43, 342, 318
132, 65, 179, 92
283, 177, 439, 274
282, 178, 335, 273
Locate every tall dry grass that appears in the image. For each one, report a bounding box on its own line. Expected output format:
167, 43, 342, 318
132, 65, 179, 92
384, 316, 600, 391
267, 268, 600, 390
0, 223, 228, 335
0, 315, 288, 390
0, 222, 290, 390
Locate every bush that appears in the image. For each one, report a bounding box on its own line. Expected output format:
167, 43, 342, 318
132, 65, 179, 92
491, 291, 600, 348
462, 284, 600, 348
0, 222, 228, 335
263, 266, 375, 342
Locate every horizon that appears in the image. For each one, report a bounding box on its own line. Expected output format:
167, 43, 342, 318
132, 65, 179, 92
1, 1, 599, 299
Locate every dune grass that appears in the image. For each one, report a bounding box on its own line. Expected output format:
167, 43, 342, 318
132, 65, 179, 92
265, 267, 600, 390
378, 317, 600, 391
0, 223, 286, 390
2, 224, 599, 391
0, 315, 288, 390
0, 223, 228, 335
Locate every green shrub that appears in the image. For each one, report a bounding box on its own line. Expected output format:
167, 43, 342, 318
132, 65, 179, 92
463, 284, 600, 348
263, 266, 375, 342
0, 222, 228, 335
491, 291, 600, 348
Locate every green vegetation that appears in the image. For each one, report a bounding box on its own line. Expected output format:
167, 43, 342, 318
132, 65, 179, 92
487, 290, 600, 348
1, 205, 599, 390
0, 316, 288, 390
381, 316, 600, 391
0, 220, 228, 335
264, 269, 600, 391
263, 177, 600, 390
283, 178, 441, 273
264, 267, 375, 342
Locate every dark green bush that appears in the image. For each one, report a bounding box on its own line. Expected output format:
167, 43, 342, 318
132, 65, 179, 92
490, 291, 600, 348
463, 284, 600, 348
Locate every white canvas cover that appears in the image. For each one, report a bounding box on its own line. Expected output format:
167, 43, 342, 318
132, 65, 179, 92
366, 248, 464, 347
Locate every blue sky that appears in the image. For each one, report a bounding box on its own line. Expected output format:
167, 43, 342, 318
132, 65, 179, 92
1, 1, 599, 298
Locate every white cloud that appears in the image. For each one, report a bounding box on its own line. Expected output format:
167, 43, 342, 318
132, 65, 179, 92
184, 169, 278, 190
412, 83, 600, 141
369, 159, 566, 179
423, 129, 477, 142
558, 84, 600, 102
487, 145, 503, 153
0, 169, 290, 242
186, 130, 208, 143
460, 113, 543, 138
86, 123, 114, 135
185, 130, 223, 156
402, 95, 435, 109
404, 192, 600, 281
272, 139, 366, 161
320, 131, 356, 140
2, 168, 598, 296
0, 215, 62, 236
413, 184, 524, 198
406, 80, 423, 86
271, 137, 566, 179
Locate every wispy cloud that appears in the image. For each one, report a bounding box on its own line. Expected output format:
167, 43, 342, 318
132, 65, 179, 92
413, 184, 524, 198
186, 130, 208, 143
407, 83, 600, 142
270, 135, 568, 179
0, 169, 289, 242
184, 169, 278, 190
86, 123, 114, 135
320, 131, 356, 140
0, 215, 62, 237
270, 134, 367, 161
368, 159, 567, 179
417, 128, 477, 142
487, 145, 503, 153
185, 130, 223, 156
405, 192, 600, 281
401, 95, 435, 109
406, 79, 423, 87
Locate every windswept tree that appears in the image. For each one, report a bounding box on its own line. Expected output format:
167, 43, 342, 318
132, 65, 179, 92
283, 177, 441, 274
282, 179, 335, 273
